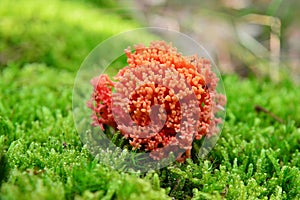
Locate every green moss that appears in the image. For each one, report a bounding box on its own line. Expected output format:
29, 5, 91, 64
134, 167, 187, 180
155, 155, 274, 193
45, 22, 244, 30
0, 0, 138, 71
2, 63, 299, 199
158, 76, 300, 200
0, 64, 171, 200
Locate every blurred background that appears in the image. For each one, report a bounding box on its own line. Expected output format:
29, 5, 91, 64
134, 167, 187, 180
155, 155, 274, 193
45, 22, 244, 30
123, 0, 300, 82
1, 0, 299, 82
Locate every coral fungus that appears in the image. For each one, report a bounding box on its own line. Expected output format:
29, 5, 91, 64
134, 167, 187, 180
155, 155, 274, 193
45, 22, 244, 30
88, 41, 226, 161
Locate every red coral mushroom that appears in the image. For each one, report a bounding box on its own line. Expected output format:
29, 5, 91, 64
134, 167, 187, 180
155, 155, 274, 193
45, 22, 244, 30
88, 41, 225, 162
87, 74, 117, 130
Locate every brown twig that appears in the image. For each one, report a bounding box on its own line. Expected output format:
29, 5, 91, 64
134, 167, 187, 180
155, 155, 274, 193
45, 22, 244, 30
254, 105, 285, 123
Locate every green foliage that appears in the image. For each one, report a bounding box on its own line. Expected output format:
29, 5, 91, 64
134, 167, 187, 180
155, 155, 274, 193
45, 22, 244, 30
0, 65, 170, 200
1, 53, 300, 200
0, 0, 138, 71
